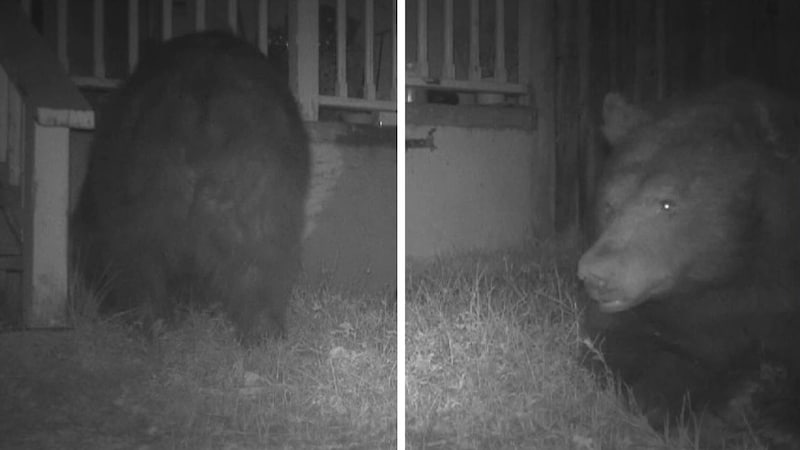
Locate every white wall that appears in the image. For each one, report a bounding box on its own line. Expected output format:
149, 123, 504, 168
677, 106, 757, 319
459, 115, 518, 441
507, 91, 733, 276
406, 124, 537, 259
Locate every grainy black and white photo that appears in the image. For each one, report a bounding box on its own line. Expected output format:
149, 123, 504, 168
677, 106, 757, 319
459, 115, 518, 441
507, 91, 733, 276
5, 0, 800, 448
0, 1, 397, 448
405, 1, 800, 449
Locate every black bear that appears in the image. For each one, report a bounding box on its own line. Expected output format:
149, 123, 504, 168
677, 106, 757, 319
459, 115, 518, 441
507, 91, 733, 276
72, 31, 310, 344
578, 83, 800, 445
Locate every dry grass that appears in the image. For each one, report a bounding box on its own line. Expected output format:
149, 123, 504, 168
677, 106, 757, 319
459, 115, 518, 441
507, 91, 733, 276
146, 282, 397, 449
405, 242, 768, 450
1, 275, 396, 449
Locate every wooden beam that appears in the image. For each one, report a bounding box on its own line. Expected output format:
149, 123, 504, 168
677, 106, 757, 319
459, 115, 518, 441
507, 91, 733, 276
290, 1, 319, 121
577, 0, 594, 234
530, 0, 556, 236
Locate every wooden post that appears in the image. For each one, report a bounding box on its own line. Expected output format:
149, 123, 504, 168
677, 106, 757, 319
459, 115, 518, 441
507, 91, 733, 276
391, 0, 396, 101
443, 0, 455, 80
335, 0, 347, 97
92, 0, 104, 79
518, 1, 531, 105
161, 0, 172, 40
469, 0, 479, 80
608, 0, 617, 91
670, 0, 686, 94
577, 0, 594, 235
417, 0, 429, 77
227, 0, 238, 33
633, 0, 650, 103
195, 0, 207, 31
554, 0, 577, 233
56, 0, 68, 70
257, 0, 268, 54
364, 0, 376, 100
24, 121, 70, 328
701, 0, 715, 86
494, 0, 506, 81
655, 0, 666, 100
128, 0, 140, 71
7, 77, 23, 187
290, 1, 319, 121
530, 0, 556, 236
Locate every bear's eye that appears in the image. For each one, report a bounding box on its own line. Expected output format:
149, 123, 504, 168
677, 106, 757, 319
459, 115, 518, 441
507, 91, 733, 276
660, 199, 675, 211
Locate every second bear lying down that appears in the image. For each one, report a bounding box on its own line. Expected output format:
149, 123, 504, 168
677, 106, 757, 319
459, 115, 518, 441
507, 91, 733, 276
579, 83, 800, 445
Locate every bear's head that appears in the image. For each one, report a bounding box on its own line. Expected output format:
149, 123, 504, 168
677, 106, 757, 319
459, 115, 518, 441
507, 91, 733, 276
578, 92, 763, 312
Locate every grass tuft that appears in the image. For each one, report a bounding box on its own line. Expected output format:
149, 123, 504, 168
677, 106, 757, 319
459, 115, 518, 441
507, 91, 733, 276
5, 272, 396, 449
405, 243, 768, 450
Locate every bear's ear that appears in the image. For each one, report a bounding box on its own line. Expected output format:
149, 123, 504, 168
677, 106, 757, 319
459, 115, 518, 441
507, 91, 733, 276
753, 100, 800, 162
602, 92, 651, 145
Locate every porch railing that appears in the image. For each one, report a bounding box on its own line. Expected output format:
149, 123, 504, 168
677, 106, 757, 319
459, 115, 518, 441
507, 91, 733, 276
20, 0, 397, 122
406, 0, 530, 105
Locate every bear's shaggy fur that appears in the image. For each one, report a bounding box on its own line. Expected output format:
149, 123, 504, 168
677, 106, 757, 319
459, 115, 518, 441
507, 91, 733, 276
578, 83, 800, 445
72, 32, 310, 344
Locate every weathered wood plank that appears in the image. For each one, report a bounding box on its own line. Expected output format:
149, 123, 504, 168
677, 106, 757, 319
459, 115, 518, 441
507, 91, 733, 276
0, 2, 93, 128
530, 0, 556, 236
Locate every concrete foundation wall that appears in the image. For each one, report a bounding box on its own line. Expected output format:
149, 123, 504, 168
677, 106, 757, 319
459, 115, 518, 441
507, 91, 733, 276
406, 105, 537, 260
302, 123, 397, 293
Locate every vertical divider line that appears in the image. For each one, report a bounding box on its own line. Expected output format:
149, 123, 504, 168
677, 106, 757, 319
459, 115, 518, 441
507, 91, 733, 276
396, 1, 406, 449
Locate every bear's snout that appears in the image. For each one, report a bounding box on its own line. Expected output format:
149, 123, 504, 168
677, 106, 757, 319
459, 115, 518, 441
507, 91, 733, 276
577, 244, 658, 312
577, 251, 614, 298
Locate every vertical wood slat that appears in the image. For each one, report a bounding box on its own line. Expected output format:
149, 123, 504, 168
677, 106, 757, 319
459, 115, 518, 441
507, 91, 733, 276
391, 0, 396, 100
20, 0, 32, 16
410, 0, 526, 95
717, 4, 728, 84
608, 0, 617, 90
469, 0, 479, 80
442, 0, 455, 79
93, 0, 105, 79
530, 0, 556, 236
416, 0, 428, 77
554, 0, 577, 231
633, 1, 650, 102
364, 0, 376, 100
227, 0, 238, 33
701, 1, 713, 85
577, 0, 593, 233
578, 0, 591, 119
336, 0, 348, 97
162, 0, 173, 39
494, 0, 506, 81
655, 0, 666, 100
0, 68, 9, 163
742, 0, 755, 81
517, 0, 531, 104
290, 1, 319, 120
7, 85, 23, 188
257, 0, 269, 55
670, 1, 686, 94
57, 0, 68, 71
128, 0, 140, 72
195, 0, 206, 31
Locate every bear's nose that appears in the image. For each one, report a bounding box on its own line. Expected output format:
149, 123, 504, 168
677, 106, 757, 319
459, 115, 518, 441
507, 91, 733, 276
578, 265, 609, 289
577, 252, 611, 290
